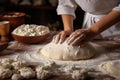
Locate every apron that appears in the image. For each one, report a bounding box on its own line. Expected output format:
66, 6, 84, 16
82, 12, 120, 40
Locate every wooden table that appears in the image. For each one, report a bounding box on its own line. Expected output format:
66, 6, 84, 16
0, 32, 119, 80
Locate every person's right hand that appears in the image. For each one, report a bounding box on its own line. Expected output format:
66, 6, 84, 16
52, 30, 72, 44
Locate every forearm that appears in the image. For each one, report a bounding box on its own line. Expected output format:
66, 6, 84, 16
89, 10, 120, 34
61, 14, 74, 32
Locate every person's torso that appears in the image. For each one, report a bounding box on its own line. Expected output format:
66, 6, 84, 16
75, 0, 120, 14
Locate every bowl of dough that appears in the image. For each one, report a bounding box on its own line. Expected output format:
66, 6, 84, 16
12, 24, 50, 44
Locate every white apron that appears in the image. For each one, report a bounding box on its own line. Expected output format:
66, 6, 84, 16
83, 12, 120, 40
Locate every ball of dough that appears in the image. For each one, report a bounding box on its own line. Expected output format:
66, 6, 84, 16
64, 64, 76, 73
0, 68, 12, 79
36, 69, 51, 80
12, 61, 28, 70
99, 60, 120, 79
11, 74, 23, 80
0, 58, 14, 69
0, 65, 4, 69
36, 61, 58, 72
36, 65, 49, 72
0, 63, 12, 69
38, 42, 95, 60
19, 67, 35, 79
1, 58, 14, 64
45, 61, 58, 68
72, 69, 88, 80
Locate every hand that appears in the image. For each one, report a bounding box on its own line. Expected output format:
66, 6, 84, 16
66, 29, 97, 46
52, 30, 72, 44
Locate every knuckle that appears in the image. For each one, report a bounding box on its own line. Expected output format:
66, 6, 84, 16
53, 35, 56, 39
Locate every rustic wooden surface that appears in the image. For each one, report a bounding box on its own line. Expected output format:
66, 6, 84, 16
0, 32, 119, 80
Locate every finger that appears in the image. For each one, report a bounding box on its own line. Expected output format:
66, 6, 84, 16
54, 34, 61, 44
70, 34, 85, 46
59, 32, 66, 44
66, 32, 77, 42
67, 35, 79, 45
67, 31, 83, 45
52, 35, 56, 42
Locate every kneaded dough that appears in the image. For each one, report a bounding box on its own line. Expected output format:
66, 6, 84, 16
36, 69, 51, 80
1, 58, 14, 64
19, 67, 35, 79
12, 60, 28, 70
64, 64, 76, 73
0, 68, 12, 79
36, 61, 57, 72
72, 69, 88, 80
12, 74, 23, 80
0, 63, 12, 69
38, 42, 95, 60
0, 58, 14, 69
99, 60, 120, 79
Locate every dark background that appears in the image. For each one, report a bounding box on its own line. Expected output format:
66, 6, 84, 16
0, 0, 85, 31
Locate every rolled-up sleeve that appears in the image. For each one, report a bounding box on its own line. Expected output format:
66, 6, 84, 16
57, 0, 77, 19
113, 3, 120, 11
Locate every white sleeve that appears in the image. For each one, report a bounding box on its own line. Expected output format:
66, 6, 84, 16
113, 3, 120, 11
57, 0, 77, 19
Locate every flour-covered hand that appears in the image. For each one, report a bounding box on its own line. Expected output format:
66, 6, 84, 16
52, 30, 72, 44
66, 29, 97, 46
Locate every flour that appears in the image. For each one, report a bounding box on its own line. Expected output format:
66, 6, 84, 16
1, 39, 120, 79
12, 24, 50, 36
17, 42, 109, 69
2, 41, 119, 70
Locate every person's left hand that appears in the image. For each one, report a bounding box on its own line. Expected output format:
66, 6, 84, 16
66, 29, 97, 46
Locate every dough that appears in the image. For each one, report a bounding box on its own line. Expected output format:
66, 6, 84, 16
19, 67, 35, 79
0, 67, 12, 79
64, 64, 76, 73
45, 60, 58, 68
1, 58, 14, 64
72, 69, 88, 80
0, 58, 14, 69
0, 63, 12, 69
11, 74, 23, 80
12, 60, 28, 70
36, 61, 57, 72
12, 24, 49, 36
38, 42, 95, 60
36, 69, 51, 80
99, 60, 120, 79
36, 65, 49, 72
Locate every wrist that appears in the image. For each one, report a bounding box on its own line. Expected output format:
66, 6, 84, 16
64, 25, 74, 31
64, 29, 73, 32
65, 30, 73, 34
61, 30, 73, 37
87, 28, 99, 38
88, 27, 100, 35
